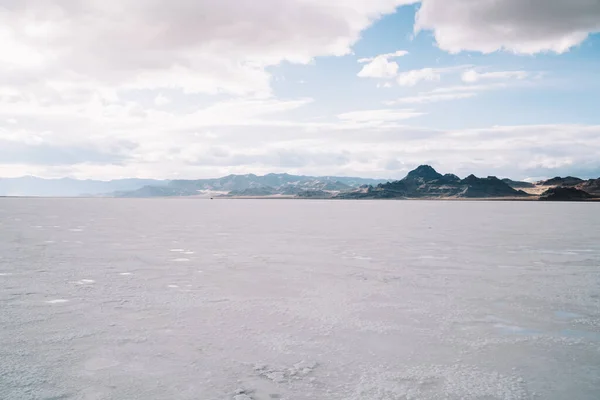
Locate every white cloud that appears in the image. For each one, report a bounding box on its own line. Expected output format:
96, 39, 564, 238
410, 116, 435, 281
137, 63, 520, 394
395, 65, 473, 86
358, 57, 400, 79
358, 50, 409, 63
416, 0, 600, 54
357, 50, 408, 79
385, 92, 476, 105
387, 72, 535, 104
462, 70, 529, 83
430, 83, 510, 94
184, 98, 315, 126
0, 0, 417, 97
396, 68, 441, 86
337, 108, 424, 124
154, 94, 171, 106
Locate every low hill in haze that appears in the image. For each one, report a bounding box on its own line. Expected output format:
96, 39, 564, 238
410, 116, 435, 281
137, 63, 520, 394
113, 173, 386, 198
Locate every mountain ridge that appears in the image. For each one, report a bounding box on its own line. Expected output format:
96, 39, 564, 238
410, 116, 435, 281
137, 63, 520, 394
1, 167, 599, 200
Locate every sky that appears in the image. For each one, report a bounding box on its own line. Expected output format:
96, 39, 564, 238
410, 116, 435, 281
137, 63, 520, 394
1, 0, 600, 181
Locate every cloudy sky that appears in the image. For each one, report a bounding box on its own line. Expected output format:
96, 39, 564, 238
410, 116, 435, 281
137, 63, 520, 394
1, 0, 600, 180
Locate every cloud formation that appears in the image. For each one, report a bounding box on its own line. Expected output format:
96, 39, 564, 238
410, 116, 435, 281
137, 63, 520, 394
357, 50, 409, 78
395, 66, 468, 86
337, 108, 424, 124
0, 0, 416, 96
396, 68, 441, 86
416, 0, 600, 54
462, 70, 528, 83
385, 92, 476, 105
3, 122, 599, 181
1, 0, 599, 181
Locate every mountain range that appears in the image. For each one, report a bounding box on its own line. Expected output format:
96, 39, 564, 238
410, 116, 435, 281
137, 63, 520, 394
338, 166, 600, 201
334, 165, 600, 201
1, 167, 599, 201
0, 177, 166, 197
0, 174, 385, 197
338, 165, 530, 199
113, 174, 386, 198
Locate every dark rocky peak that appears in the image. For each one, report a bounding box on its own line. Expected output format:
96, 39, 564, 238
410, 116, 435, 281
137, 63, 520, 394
435, 173, 461, 184
457, 175, 527, 198
460, 174, 480, 184
404, 165, 443, 182
461, 175, 505, 185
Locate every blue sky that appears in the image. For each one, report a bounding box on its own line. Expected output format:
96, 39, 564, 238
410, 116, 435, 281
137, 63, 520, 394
272, 5, 600, 128
0, 0, 599, 180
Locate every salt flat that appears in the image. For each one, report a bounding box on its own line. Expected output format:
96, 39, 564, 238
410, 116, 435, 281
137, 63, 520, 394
0, 198, 599, 400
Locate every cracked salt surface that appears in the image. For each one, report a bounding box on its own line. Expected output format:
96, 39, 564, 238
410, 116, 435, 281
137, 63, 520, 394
1, 199, 600, 400
253, 361, 318, 384
350, 365, 529, 400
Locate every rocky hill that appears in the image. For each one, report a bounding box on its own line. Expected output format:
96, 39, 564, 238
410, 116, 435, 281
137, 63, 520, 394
539, 187, 596, 201
576, 178, 600, 195
338, 165, 529, 199
529, 175, 600, 200
537, 176, 585, 186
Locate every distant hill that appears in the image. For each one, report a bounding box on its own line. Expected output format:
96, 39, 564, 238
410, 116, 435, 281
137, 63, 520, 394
338, 165, 529, 199
297, 190, 332, 199
228, 187, 278, 197
0, 177, 166, 197
114, 173, 387, 198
